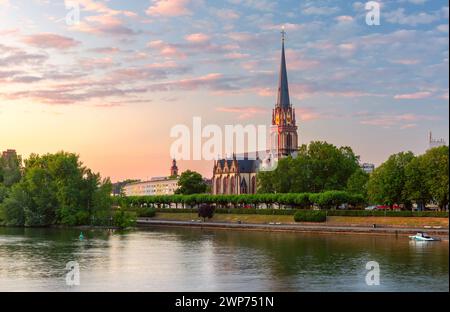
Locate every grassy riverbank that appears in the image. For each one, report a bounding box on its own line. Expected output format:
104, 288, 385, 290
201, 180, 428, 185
151, 212, 449, 228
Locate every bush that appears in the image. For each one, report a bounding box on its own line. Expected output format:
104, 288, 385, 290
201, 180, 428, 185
198, 204, 215, 221
294, 210, 327, 222
136, 207, 156, 218
113, 209, 136, 228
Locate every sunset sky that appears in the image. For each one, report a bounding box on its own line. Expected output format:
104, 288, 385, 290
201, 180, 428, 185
0, 0, 448, 182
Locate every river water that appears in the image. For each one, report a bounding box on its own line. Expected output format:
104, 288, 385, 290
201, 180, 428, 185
0, 227, 448, 292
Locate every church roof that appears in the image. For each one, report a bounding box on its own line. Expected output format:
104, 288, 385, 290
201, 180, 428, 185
237, 159, 259, 173
276, 30, 290, 109
216, 158, 259, 173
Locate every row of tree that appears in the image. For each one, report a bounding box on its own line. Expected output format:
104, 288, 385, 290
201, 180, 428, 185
257, 142, 448, 210
367, 146, 448, 210
0, 152, 130, 227
257, 141, 369, 195
116, 191, 365, 210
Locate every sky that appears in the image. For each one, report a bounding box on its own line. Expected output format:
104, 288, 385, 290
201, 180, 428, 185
0, 0, 448, 182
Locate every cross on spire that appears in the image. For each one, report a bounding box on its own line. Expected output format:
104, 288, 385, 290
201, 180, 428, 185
281, 26, 286, 42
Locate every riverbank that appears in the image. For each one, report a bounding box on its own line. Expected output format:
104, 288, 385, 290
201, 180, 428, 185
137, 218, 449, 238
150, 212, 449, 228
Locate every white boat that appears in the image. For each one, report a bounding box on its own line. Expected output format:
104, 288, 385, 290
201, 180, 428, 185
409, 232, 441, 241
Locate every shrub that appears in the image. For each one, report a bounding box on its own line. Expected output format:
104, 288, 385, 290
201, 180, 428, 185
136, 207, 156, 218
198, 204, 214, 221
113, 209, 136, 228
294, 210, 327, 222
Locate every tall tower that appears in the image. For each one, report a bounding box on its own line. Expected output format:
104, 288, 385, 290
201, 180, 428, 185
270, 29, 298, 158
170, 159, 179, 177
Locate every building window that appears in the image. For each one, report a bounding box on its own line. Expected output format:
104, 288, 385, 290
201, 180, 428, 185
215, 178, 221, 194
287, 133, 292, 151
223, 176, 228, 195
230, 177, 235, 194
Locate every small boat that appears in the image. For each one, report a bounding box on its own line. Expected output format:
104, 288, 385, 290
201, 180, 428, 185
79, 232, 85, 241
409, 232, 440, 241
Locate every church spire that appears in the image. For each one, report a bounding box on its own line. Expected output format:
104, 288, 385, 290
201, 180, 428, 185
276, 27, 290, 109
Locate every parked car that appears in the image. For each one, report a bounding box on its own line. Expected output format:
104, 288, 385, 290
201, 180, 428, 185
365, 205, 378, 211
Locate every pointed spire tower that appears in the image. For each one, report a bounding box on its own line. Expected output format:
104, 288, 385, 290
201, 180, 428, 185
277, 28, 290, 109
271, 28, 299, 158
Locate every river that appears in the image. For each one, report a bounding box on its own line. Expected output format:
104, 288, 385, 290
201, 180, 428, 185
0, 227, 448, 291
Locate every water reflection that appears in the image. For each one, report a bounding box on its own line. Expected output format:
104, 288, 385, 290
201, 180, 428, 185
0, 227, 448, 291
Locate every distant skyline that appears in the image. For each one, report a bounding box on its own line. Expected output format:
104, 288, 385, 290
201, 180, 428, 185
0, 0, 448, 181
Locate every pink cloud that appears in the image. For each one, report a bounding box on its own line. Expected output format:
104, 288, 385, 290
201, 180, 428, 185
148, 40, 186, 59
77, 57, 117, 70
216, 106, 268, 120
185, 33, 210, 43
74, 0, 136, 17
224, 52, 250, 60
22, 33, 80, 49
336, 15, 354, 23
70, 14, 136, 36
394, 91, 432, 99
400, 124, 417, 129
146, 0, 191, 17
147, 73, 228, 92
296, 107, 323, 121
285, 50, 320, 70
359, 113, 440, 128
215, 9, 240, 20
390, 59, 421, 65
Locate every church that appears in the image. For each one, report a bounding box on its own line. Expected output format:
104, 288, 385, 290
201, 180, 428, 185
212, 31, 299, 195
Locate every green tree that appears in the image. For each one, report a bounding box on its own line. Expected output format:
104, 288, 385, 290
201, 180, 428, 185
1, 183, 28, 226
0, 151, 22, 187
367, 151, 415, 209
346, 169, 369, 197
258, 141, 360, 193
1, 151, 114, 226
422, 146, 449, 210
405, 155, 430, 210
175, 170, 207, 195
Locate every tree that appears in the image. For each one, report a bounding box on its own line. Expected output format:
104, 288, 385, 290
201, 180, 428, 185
346, 169, 369, 197
0, 151, 22, 187
0, 151, 114, 226
175, 170, 207, 195
258, 141, 360, 194
421, 146, 448, 210
198, 204, 214, 221
367, 152, 415, 209
405, 155, 430, 211
1, 184, 27, 226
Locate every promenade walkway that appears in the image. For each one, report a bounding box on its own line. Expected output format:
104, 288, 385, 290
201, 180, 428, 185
137, 218, 449, 237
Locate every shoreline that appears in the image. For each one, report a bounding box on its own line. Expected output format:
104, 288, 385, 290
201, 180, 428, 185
137, 219, 449, 238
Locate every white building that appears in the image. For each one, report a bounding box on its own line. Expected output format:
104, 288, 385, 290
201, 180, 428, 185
360, 163, 375, 174
428, 132, 447, 150
123, 177, 179, 196
123, 159, 179, 196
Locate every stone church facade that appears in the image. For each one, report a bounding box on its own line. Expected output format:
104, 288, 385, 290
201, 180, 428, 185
212, 30, 299, 195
